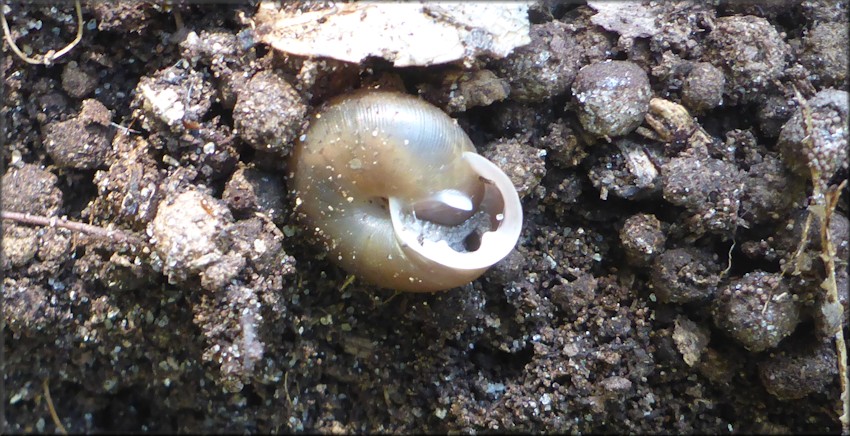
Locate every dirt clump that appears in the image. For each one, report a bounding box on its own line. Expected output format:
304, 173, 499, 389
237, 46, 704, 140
777, 89, 848, 183
759, 338, 838, 400
650, 247, 722, 304
703, 15, 791, 105
571, 60, 652, 138
620, 213, 666, 266
680, 62, 725, 114
233, 70, 307, 155
713, 272, 801, 352
43, 99, 114, 169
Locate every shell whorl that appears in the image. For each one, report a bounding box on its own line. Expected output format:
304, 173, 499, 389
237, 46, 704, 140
290, 90, 522, 292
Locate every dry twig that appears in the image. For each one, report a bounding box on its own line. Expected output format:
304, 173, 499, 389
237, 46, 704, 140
793, 87, 849, 434
1, 211, 149, 249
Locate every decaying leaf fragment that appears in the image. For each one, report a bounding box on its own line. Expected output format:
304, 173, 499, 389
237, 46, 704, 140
254, 1, 532, 67
673, 316, 710, 367
587, 1, 660, 41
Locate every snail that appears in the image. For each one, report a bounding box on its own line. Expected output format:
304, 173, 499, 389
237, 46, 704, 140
289, 90, 523, 292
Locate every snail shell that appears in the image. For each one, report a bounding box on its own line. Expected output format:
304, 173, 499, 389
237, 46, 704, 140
289, 90, 522, 292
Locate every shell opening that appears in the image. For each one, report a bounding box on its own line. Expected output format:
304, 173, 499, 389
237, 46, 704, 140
412, 187, 484, 226
389, 152, 523, 271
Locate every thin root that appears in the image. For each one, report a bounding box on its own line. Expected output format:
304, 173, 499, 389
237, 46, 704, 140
339, 274, 356, 292
1, 0, 83, 66
42, 379, 67, 435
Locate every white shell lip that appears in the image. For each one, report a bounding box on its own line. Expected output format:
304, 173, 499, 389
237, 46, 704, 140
389, 152, 523, 271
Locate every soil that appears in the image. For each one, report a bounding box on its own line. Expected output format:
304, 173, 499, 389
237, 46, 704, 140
2, 1, 848, 433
